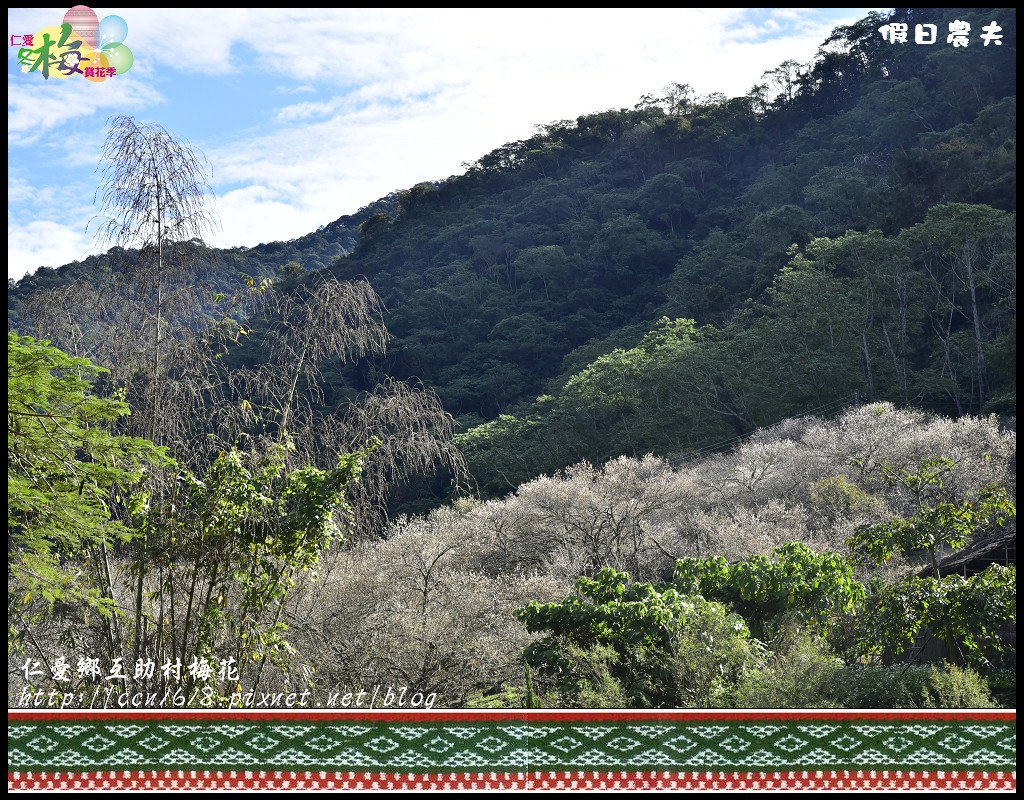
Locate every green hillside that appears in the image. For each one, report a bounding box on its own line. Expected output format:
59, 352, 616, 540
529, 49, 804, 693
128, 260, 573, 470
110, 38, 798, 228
10, 7, 1017, 501
8, 7, 1017, 711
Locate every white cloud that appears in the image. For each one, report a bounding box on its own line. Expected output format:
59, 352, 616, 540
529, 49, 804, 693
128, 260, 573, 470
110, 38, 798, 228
8, 174, 40, 205
7, 218, 96, 278
7, 74, 164, 144
215, 184, 317, 247
274, 83, 317, 95
273, 96, 347, 123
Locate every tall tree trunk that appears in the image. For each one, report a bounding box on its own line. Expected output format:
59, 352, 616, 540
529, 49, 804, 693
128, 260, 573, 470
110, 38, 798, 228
860, 331, 875, 400
152, 169, 164, 443
962, 243, 987, 408
278, 345, 308, 440
881, 321, 908, 402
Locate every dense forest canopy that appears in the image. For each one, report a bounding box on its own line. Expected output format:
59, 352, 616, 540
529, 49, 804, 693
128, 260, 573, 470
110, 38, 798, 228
11, 8, 1015, 504
8, 7, 1016, 710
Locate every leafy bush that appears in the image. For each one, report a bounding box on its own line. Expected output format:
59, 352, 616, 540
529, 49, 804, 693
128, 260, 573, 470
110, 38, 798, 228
733, 631, 844, 708
8, 334, 166, 622
831, 665, 933, 708
923, 663, 999, 708
847, 462, 1016, 670
831, 662, 997, 708
853, 565, 1017, 669
987, 669, 1016, 708
672, 542, 865, 639
517, 567, 762, 707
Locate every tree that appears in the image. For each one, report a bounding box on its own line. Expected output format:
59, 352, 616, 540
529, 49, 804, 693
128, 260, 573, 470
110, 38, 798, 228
762, 59, 804, 107
8, 333, 165, 648
848, 458, 1015, 578
803, 166, 869, 236
233, 275, 389, 440
130, 437, 368, 697
672, 543, 866, 640
94, 116, 220, 667
513, 246, 570, 300
516, 567, 760, 707
7, 334, 370, 698
848, 459, 1016, 668
92, 115, 219, 443
855, 566, 1016, 670
636, 173, 697, 234
230, 272, 466, 535
288, 507, 566, 706
904, 204, 1015, 410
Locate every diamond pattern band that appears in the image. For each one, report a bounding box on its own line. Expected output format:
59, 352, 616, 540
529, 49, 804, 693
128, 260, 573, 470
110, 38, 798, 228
7, 711, 1016, 791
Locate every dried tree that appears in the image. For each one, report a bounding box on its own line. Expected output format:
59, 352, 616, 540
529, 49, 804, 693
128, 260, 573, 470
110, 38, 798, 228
231, 274, 467, 535
92, 115, 220, 443
89, 116, 221, 665
230, 276, 389, 439
314, 377, 468, 535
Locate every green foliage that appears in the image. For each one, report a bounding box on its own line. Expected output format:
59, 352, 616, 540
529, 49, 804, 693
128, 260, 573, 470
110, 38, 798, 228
849, 459, 1015, 576
851, 485, 1014, 574
7, 333, 166, 626
830, 664, 934, 708
846, 463, 1016, 670
987, 669, 1016, 708
547, 643, 631, 709
739, 651, 999, 709
6, 7, 1018, 712
465, 684, 528, 709
524, 662, 538, 709
737, 626, 999, 708
516, 567, 758, 707
809, 475, 879, 524
463, 202, 1015, 496
830, 663, 998, 709
141, 437, 368, 683
733, 631, 844, 708
671, 543, 866, 639
662, 605, 765, 708
358, 212, 395, 245
854, 565, 1017, 671
465, 646, 630, 709
923, 662, 999, 709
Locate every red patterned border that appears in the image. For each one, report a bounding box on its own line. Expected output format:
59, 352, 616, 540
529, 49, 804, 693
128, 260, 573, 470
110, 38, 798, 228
6, 770, 1018, 791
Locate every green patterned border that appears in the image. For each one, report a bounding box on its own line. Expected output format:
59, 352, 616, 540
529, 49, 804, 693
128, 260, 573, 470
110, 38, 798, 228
7, 712, 1016, 774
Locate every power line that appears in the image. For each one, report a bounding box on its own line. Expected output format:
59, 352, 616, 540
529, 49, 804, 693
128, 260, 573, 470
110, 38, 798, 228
665, 394, 855, 468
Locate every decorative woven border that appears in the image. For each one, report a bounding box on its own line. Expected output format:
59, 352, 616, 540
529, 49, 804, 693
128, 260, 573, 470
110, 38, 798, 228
7, 711, 1016, 791
6, 769, 1018, 791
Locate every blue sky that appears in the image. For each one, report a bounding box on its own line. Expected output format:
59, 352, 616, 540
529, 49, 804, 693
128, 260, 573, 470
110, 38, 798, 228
8, 7, 882, 280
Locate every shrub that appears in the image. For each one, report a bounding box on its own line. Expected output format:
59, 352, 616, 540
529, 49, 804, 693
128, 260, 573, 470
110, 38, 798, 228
987, 669, 1016, 708
831, 662, 997, 708
517, 567, 761, 707
831, 665, 934, 707
733, 631, 844, 708
923, 662, 999, 708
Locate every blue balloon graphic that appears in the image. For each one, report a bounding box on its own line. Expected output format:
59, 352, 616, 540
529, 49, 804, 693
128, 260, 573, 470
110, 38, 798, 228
97, 15, 128, 48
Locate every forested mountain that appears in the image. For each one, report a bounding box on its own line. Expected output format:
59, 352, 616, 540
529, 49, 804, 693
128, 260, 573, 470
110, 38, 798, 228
10, 7, 1016, 501
8, 7, 1017, 712
6, 193, 398, 331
